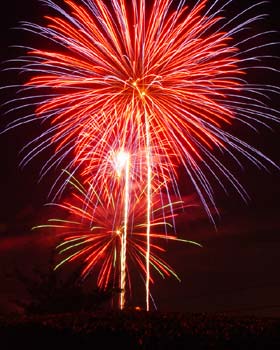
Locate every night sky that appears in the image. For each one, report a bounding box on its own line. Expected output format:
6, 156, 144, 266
0, 0, 279, 316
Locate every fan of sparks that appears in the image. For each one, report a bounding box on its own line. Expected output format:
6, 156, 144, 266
4, 0, 279, 310
33, 173, 201, 310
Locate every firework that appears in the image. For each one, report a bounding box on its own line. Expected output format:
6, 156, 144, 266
3, 0, 279, 310
4, 0, 277, 207
33, 175, 201, 309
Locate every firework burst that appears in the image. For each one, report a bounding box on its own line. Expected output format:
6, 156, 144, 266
33, 175, 201, 309
2, 0, 279, 310
4, 0, 278, 212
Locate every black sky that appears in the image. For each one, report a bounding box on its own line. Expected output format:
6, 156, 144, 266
0, 0, 279, 315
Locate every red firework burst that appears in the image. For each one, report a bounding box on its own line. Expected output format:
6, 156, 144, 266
5, 0, 277, 215
33, 175, 200, 300
2, 0, 279, 310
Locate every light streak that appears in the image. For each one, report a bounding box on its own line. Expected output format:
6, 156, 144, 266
116, 151, 130, 310
145, 111, 152, 311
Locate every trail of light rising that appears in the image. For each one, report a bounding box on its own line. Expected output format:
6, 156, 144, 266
145, 111, 152, 312
118, 151, 130, 310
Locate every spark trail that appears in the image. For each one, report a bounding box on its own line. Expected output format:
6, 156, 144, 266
117, 151, 130, 309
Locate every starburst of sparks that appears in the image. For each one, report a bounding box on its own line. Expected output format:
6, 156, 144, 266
2, 0, 279, 310
33, 175, 201, 309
